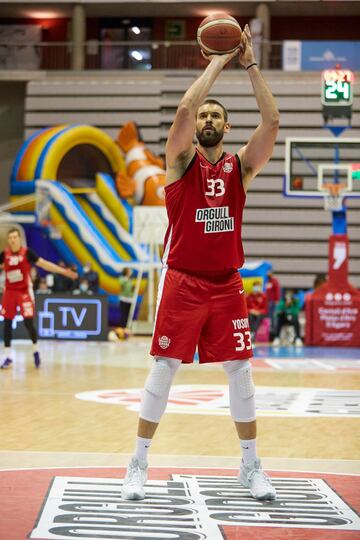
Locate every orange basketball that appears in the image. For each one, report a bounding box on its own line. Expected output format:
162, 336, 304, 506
197, 12, 242, 55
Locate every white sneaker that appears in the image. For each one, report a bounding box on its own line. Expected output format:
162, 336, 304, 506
295, 338, 303, 347
121, 457, 148, 500
272, 337, 280, 347
238, 458, 276, 500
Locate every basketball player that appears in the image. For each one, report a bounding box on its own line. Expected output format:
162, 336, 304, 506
0, 227, 77, 369
122, 25, 279, 500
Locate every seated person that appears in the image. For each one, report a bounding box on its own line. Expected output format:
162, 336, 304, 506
53, 261, 74, 292
272, 289, 303, 347
82, 262, 99, 293
246, 280, 268, 343
73, 277, 93, 295
35, 277, 51, 294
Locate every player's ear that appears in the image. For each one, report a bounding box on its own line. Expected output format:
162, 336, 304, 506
224, 121, 231, 133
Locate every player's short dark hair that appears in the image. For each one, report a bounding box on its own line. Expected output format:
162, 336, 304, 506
7, 227, 21, 236
200, 99, 228, 122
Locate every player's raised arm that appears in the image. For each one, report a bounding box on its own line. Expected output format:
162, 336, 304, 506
237, 24, 279, 191
36, 258, 78, 280
166, 50, 238, 182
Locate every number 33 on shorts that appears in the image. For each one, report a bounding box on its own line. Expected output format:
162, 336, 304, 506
233, 330, 252, 351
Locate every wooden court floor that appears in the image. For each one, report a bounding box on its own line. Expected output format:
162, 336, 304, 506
1, 337, 359, 470
1, 338, 360, 540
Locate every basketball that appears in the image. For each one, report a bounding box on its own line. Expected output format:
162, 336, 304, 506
197, 12, 242, 55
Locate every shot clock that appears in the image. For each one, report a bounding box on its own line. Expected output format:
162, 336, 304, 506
321, 69, 354, 124
321, 69, 354, 106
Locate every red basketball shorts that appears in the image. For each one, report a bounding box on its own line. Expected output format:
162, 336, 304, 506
1, 288, 35, 319
150, 268, 253, 363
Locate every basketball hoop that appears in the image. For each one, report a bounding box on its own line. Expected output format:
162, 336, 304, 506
322, 183, 346, 212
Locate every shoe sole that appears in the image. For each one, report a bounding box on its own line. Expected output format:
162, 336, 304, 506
121, 491, 145, 501
251, 491, 276, 500
238, 477, 276, 501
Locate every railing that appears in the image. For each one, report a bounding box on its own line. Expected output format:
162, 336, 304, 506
0, 40, 283, 71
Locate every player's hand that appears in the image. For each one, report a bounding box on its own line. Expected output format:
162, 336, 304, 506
201, 45, 241, 67
238, 24, 257, 69
64, 268, 78, 280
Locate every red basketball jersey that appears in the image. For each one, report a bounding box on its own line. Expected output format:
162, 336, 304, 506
163, 149, 246, 272
3, 246, 33, 291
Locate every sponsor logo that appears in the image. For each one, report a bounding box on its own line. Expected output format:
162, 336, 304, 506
195, 206, 234, 234
325, 292, 352, 303
239, 289, 245, 294
30, 473, 360, 539
159, 335, 171, 349
223, 161, 233, 173
76, 385, 360, 418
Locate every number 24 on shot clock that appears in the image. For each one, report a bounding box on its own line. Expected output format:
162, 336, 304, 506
321, 69, 354, 106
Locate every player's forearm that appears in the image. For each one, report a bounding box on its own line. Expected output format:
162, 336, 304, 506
247, 66, 279, 126
36, 258, 66, 275
180, 56, 224, 112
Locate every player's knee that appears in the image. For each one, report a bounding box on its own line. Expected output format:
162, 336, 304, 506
144, 357, 181, 398
223, 360, 256, 422
223, 360, 255, 399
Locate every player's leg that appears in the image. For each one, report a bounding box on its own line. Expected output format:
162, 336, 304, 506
1, 319, 13, 368
23, 318, 40, 367
19, 291, 40, 367
200, 271, 275, 500
1, 289, 17, 368
122, 356, 181, 500
222, 359, 276, 500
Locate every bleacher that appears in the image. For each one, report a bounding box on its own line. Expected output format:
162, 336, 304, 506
25, 70, 360, 289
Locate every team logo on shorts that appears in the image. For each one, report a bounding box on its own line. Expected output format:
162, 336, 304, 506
159, 335, 171, 349
223, 161, 233, 173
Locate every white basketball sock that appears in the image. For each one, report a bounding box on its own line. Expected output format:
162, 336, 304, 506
4, 347, 10, 358
134, 436, 152, 462
240, 438, 257, 465
32, 343, 39, 354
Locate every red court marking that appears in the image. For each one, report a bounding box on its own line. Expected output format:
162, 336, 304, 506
0, 467, 359, 540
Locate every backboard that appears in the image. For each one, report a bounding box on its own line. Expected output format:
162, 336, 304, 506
284, 137, 360, 201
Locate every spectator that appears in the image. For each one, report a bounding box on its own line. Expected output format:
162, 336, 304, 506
265, 269, 281, 336
53, 261, 73, 292
313, 273, 327, 290
82, 262, 99, 294
246, 280, 268, 343
272, 289, 303, 347
35, 277, 51, 295
73, 277, 93, 295
118, 268, 134, 328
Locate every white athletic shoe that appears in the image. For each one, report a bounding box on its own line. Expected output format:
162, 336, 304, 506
295, 337, 303, 347
121, 457, 148, 500
272, 337, 280, 347
238, 458, 276, 500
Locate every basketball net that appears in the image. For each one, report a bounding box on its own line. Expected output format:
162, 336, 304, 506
322, 182, 345, 212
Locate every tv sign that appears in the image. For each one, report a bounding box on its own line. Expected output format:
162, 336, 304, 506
36, 295, 108, 340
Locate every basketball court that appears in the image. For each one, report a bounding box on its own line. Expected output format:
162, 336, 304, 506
1, 337, 359, 539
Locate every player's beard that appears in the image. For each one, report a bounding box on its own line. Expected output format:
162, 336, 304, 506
196, 126, 224, 147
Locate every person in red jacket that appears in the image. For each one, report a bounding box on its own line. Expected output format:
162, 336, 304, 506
265, 270, 281, 336
0, 227, 77, 369
246, 281, 268, 342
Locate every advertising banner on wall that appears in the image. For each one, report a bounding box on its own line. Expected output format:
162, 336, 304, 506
283, 41, 360, 71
